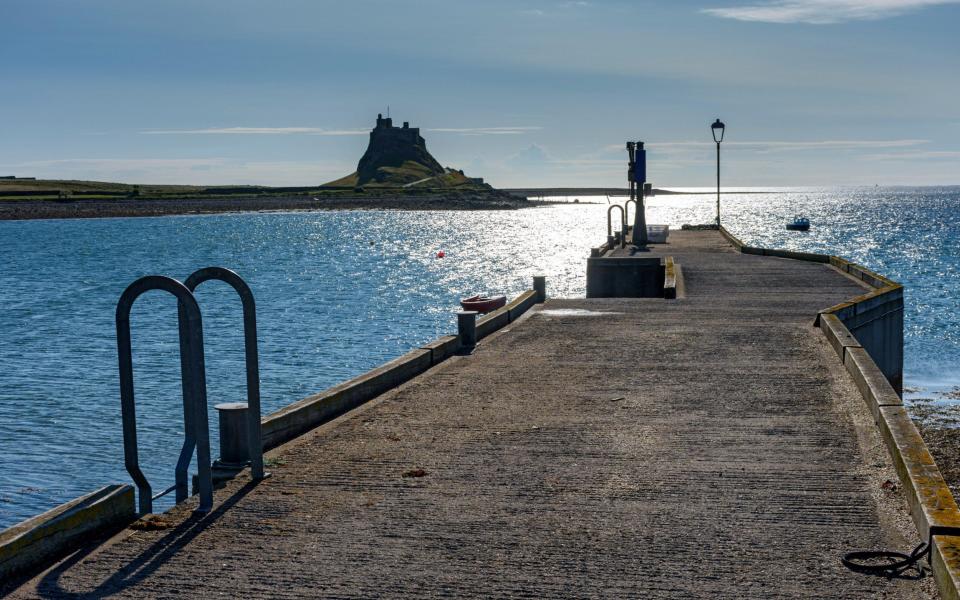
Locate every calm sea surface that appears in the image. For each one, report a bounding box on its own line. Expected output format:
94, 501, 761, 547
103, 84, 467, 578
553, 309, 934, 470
1, 187, 958, 527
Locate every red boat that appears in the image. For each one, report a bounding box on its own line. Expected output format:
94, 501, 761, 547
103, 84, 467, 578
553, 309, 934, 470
460, 295, 506, 313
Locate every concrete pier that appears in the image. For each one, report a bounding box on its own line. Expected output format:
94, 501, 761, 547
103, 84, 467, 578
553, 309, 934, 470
4, 231, 937, 598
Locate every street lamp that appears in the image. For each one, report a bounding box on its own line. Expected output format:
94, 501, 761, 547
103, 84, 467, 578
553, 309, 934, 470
711, 118, 725, 227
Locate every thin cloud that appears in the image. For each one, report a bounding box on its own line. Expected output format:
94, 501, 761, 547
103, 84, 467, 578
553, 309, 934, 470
139, 127, 368, 136
0, 157, 352, 186
140, 126, 541, 137
427, 127, 542, 136
703, 0, 960, 24
518, 2, 591, 17
8, 158, 229, 168
864, 150, 960, 160
650, 139, 929, 151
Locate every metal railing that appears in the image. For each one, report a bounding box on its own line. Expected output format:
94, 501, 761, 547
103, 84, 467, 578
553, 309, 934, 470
116, 276, 213, 515
624, 199, 637, 236
115, 267, 266, 516
607, 204, 626, 249
183, 267, 266, 481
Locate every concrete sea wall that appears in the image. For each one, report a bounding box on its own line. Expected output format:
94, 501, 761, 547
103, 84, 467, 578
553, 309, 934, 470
719, 227, 904, 394
0, 485, 134, 581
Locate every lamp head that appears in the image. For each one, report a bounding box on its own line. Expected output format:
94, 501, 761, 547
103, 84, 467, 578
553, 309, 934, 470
711, 118, 725, 143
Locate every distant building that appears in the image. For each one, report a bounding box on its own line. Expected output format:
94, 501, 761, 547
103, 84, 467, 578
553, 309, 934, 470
372, 113, 423, 145
356, 114, 444, 184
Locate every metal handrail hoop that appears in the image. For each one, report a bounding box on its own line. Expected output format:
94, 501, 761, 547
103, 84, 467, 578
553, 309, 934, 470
607, 204, 625, 249
183, 267, 266, 481
116, 275, 213, 516
624, 199, 637, 244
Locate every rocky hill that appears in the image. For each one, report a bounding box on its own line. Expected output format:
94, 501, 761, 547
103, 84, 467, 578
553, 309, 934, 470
326, 115, 485, 189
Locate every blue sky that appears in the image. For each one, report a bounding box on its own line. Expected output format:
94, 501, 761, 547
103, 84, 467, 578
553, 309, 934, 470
1, 0, 958, 187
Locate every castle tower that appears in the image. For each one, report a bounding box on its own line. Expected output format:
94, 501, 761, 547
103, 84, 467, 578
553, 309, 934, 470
356, 114, 443, 185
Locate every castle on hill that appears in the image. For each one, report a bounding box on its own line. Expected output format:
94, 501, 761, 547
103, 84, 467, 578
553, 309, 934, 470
324, 114, 484, 189
370, 114, 423, 145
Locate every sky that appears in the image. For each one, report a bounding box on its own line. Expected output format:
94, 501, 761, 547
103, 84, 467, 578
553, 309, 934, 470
1, 0, 958, 187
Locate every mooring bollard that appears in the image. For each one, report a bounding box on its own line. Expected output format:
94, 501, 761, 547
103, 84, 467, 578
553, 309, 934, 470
607, 234, 615, 248
215, 402, 250, 468
458, 311, 478, 348
533, 276, 546, 303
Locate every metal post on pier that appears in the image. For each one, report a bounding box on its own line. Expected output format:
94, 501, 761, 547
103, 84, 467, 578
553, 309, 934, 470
533, 276, 546, 303
629, 141, 649, 248
458, 311, 478, 348
215, 402, 251, 468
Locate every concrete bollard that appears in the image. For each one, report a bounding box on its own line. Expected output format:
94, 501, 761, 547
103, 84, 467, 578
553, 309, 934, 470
215, 402, 250, 468
533, 276, 546, 303
458, 311, 478, 348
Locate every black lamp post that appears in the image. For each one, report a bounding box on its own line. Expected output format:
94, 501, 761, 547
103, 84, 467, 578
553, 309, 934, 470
711, 119, 725, 227
627, 141, 648, 247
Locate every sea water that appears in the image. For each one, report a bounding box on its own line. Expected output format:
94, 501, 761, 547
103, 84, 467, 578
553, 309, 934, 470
0, 186, 957, 527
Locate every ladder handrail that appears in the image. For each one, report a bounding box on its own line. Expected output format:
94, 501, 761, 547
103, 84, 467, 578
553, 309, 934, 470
116, 275, 213, 515
607, 204, 626, 249
624, 199, 637, 231
183, 267, 266, 480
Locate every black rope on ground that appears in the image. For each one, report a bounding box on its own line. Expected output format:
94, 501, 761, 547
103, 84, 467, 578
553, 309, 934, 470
842, 542, 929, 576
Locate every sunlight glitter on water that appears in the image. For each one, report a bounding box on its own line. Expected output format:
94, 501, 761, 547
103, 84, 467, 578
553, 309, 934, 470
0, 188, 958, 526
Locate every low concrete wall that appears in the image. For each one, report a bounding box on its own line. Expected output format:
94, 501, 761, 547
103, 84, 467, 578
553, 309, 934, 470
476, 306, 510, 340
586, 256, 664, 298
261, 348, 433, 450
263, 287, 542, 450
507, 290, 538, 322
824, 256, 904, 394
720, 226, 903, 394
663, 257, 677, 300
420, 335, 461, 364
0, 484, 134, 582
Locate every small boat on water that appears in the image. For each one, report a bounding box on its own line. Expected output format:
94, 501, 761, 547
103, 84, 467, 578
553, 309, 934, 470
460, 295, 506, 313
786, 216, 810, 231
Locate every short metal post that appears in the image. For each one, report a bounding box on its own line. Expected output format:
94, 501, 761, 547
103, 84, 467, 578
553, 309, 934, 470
533, 276, 546, 303
215, 402, 250, 468
607, 234, 615, 248
458, 311, 478, 348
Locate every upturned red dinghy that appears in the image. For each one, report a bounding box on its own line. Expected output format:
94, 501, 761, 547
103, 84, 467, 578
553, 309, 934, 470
460, 295, 506, 313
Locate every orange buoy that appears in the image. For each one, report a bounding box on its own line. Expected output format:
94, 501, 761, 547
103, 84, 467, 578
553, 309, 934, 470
436, 250, 445, 258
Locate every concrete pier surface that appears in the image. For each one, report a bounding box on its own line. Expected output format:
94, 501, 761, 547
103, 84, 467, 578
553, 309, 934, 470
6, 231, 937, 598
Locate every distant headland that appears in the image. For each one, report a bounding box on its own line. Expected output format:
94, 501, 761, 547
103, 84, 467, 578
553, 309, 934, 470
0, 114, 526, 221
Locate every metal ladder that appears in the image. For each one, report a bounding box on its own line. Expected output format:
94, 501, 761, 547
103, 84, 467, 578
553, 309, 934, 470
116, 268, 265, 516
607, 204, 626, 249
183, 267, 265, 481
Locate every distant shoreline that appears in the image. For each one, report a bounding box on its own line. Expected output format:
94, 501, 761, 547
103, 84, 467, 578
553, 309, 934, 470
0, 192, 534, 221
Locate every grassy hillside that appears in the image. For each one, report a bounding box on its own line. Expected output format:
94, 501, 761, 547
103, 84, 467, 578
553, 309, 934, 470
325, 164, 480, 189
